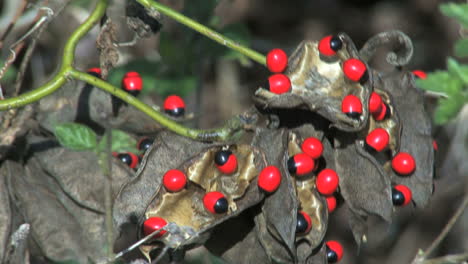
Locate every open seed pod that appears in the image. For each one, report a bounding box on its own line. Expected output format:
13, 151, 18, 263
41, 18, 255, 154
254, 33, 372, 132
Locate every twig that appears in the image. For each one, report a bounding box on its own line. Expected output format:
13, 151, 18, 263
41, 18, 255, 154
136, 0, 266, 66
111, 223, 177, 262
14, 4, 69, 96
412, 193, 468, 263
99, 125, 114, 259
0, 0, 28, 44
0, 0, 257, 142
421, 252, 468, 264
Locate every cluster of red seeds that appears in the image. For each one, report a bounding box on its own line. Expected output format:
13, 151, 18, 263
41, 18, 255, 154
93, 36, 435, 262
318, 36, 426, 209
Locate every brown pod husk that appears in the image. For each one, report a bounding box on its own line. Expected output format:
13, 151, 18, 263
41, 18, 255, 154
379, 72, 435, 207
143, 144, 264, 248
253, 33, 372, 132
251, 128, 299, 263
287, 131, 328, 259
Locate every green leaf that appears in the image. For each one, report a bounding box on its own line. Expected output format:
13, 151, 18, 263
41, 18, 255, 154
447, 58, 468, 85
54, 123, 97, 151
454, 38, 468, 58
440, 3, 468, 28
434, 95, 466, 124
97, 129, 140, 154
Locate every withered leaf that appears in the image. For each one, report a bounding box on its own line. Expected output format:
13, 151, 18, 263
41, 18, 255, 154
29, 137, 134, 213
126, 0, 162, 38
8, 158, 97, 262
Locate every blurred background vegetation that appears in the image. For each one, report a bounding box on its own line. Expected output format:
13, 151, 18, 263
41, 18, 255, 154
0, 0, 467, 263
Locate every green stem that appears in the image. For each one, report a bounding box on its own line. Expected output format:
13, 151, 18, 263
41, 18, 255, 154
0, 0, 251, 141
70, 69, 245, 141
136, 0, 266, 66
0, 0, 108, 111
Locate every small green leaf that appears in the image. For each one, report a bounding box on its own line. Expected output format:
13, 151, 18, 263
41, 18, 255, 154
440, 3, 468, 28
98, 129, 140, 154
54, 123, 97, 151
415, 71, 450, 92
434, 96, 466, 124
447, 58, 468, 85
454, 38, 468, 58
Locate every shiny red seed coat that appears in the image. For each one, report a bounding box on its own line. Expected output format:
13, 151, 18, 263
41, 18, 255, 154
412, 70, 427, 79
316, 169, 339, 195
366, 128, 390, 152
392, 152, 416, 175
432, 140, 438, 151
326, 240, 344, 262
164, 95, 185, 111
301, 137, 323, 159
216, 154, 238, 175
318, 35, 337, 56
268, 74, 291, 94
394, 184, 412, 206
203, 191, 227, 214
122, 71, 143, 91
341, 94, 363, 115
87, 67, 101, 75
326, 195, 337, 213
266, 49, 288, 73
369, 92, 383, 114
292, 153, 315, 176
143, 217, 167, 237
343, 58, 367, 82
163, 169, 187, 192
258, 165, 281, 193
373, 102, 388, 121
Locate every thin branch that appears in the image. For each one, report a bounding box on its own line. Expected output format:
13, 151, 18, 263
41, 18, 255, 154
13, 5, 59, 96
0, 0, 28, 44
412, 193, 468, 263
0, 0, 107, 110
111, 223, 177, 262
421, 252, 468, 264
0, 0, 257, 142
136, 0, 266, 66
